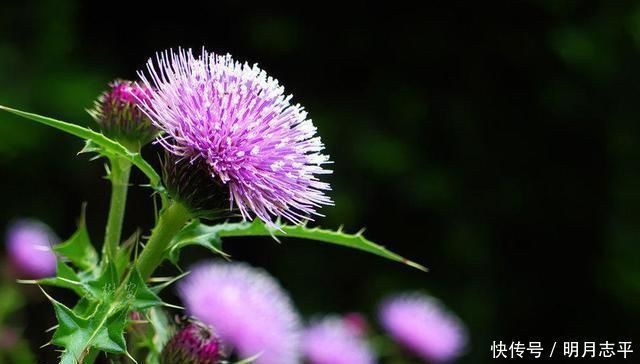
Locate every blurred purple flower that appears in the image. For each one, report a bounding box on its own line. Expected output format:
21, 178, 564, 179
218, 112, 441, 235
138, 48, 332, 225
303, 316, 375, 364
0, 327, 18, 350
161, 321, 224, 364
343, 312, 369, 337
178, 261, 301, 364
379, 293, 467, 363
5, 220, 58, 279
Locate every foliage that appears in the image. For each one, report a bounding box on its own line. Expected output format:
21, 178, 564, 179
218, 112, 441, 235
0, 105, 424, 363
167, 219, 426, 271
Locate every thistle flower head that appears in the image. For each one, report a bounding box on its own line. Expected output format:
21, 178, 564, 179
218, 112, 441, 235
88, 79, 157, 146
5, 219, 58, 279
178, 261, 301, 364
161, 321, 224, 364
379, 293, 468, 363
303, 316, 375, 364
138, 48, 332, 224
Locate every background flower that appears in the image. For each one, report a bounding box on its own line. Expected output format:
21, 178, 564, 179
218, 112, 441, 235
303, 315, 374, 364
379, 293, 467, 363
5, 220, 58, 279
178, 261, 301, 364
138, 49, 332, 224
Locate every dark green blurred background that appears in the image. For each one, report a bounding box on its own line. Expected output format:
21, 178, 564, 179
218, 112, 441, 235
1, 1, 639, 362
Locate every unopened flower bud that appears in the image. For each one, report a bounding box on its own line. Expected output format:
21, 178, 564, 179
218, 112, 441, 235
88, 79, 157, 147
160, 321, 224, 364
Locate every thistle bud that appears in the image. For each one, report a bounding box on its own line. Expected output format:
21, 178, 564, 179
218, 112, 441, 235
161, 151, 231, 217
160, 321, 224, 364
88, 79, 157, 147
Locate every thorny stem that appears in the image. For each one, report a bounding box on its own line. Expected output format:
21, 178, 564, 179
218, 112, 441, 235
137, 201, 191, 279
104, 156, 132, 262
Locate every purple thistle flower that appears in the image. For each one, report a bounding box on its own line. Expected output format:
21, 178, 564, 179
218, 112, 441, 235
88, 79, 157, 145
178, 261, 301, 364
379, 293, 468, 363
161, 321, 224, 364
303, 316, 375, 364
5, 220, 58, 279
137, 48, 332, 224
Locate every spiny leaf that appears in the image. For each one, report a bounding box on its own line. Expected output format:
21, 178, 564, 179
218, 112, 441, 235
33, 261, 87, 296
0, 105, 163, 192
150, 271, 190, 295
126, 268, 164, 310
114, 230, 140, 278
38, 264, 152, 363
166, 220, 229, 265
32, 261, 120, 302
86, 261, 119, 299
42, 287, 130, 364
169, 220, 427, 271
92, 306, 129, 353
53, 211, 98, 271
73, 297, 95, 317
52, 302, 90, 364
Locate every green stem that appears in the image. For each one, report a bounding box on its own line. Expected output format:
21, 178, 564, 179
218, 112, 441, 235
104, 157, 132, 262
137, 201, 191, 279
